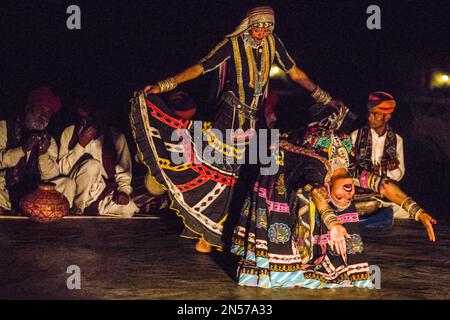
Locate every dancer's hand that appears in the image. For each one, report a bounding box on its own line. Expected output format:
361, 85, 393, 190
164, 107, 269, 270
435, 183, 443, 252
328, 99, 345, 112
418, 212, 437, 242
144, 84, 161, 95
329, 223, 350, 261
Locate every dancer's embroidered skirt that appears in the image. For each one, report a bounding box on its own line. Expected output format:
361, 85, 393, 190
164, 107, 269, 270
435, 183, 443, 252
130, 92, 253, 248
231, 159, 374, 289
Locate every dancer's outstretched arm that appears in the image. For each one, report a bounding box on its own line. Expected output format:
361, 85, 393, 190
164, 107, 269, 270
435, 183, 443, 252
144, 64, 204, 95
379, 180, 437, 242
288, 66, 344, 111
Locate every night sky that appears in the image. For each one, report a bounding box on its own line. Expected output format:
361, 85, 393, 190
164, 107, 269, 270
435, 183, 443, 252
1, 0, 448, 115
0, 0, 449, 215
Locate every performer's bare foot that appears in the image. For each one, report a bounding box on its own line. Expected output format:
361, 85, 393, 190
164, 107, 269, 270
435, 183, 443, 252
195, 238, 212, 254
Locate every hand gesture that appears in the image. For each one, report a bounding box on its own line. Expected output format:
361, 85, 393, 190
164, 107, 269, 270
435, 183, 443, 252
113, 191, 130, 205
77, 125, 97, 148
329, 223, 350, 262
38, 132, 51, 155
382, 158, 400, 171
418, 212, 437, 242
143, 84, 161, 95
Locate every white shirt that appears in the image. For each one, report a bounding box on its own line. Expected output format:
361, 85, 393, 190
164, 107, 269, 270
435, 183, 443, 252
0, 120, 59, 210
351, 128, 405, 181
58, 125, 133, 195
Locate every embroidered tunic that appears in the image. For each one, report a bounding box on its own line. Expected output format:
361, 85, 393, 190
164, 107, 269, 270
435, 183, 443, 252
199, 33, 296, 110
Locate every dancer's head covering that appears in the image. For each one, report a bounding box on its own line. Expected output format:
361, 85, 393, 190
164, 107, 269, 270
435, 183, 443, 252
367, 91, 396, 114
227, 6, 275, 37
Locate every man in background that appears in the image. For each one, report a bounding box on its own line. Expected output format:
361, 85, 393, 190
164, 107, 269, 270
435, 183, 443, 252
352, 91, 407, 228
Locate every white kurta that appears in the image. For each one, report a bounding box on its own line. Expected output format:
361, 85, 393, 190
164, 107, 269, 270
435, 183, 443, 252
0, 120, 63, 210
58, 125, 138, 217
351, 128, 408, 218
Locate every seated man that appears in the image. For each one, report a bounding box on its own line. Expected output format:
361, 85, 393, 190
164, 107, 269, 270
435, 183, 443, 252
351, 92, 407, 228
58, 100, 138, 217
0, 87, 73, 214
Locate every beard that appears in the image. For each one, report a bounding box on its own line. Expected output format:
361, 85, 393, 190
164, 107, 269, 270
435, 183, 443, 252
25, 116, 49, 131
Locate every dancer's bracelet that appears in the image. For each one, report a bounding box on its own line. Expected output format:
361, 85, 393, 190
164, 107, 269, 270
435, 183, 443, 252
311, 86, 333, 105
321, 207, 340, 229
157, 77, 178, 93
401, 197, 425, 221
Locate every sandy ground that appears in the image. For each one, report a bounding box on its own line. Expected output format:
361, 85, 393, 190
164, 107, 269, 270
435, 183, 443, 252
0, 213, 448, 300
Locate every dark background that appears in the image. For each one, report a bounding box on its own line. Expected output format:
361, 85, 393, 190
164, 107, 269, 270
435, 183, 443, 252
1, 0, 449, 217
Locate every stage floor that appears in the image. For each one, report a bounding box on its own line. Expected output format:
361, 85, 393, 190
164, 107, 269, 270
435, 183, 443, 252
0, 214, 448, 300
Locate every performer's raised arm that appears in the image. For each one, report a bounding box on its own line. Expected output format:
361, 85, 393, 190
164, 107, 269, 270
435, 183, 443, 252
356, 169, 437, 242
144, 64, 204, 95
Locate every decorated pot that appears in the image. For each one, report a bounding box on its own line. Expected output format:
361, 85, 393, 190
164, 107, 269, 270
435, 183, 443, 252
20, 183, 69, 222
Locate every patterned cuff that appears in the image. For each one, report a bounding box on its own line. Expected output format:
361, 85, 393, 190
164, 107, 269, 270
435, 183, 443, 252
157, 77, 178, 93
400, 197, 425, 221
359, 170, 385, 193
321, 207, 340, 229
311, 86, 332, 105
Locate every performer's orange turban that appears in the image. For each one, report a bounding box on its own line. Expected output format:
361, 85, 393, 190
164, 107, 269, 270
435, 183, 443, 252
367, 91, 396, 114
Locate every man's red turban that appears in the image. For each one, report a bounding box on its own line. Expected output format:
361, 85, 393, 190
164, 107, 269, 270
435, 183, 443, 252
27, 87, 61, 113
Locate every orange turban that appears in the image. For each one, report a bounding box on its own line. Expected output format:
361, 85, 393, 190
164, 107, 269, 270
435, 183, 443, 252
367, 91, 396, 114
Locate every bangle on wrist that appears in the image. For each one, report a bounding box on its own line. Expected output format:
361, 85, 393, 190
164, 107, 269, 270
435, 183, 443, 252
400, 197, 425, 221
157, 77, 178, 93
311, 86, 332, 105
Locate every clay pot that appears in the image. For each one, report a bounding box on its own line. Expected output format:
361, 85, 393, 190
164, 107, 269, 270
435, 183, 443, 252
20, 183, 69, 222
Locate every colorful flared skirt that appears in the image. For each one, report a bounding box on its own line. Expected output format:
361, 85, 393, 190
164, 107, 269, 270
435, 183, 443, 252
231, 160, 374, 289
130, 92, 255, 248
